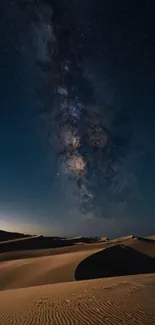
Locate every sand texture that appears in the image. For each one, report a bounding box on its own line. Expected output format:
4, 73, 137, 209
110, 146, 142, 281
0, 234, 155, 324
0, 274, 155, 325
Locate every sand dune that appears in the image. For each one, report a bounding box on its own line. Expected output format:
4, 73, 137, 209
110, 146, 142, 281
144, 235, 155, 240
0, 230, 33, 242
0, 240, 110, 263
0, 248, 101, 291
110, 235, 134, 243
0, 274, 155, 325
75, 241, 155, 281
0, 232, 108, 254
0, 235, 155, 324
0, 235, 40, 244
0, 238, 155, 291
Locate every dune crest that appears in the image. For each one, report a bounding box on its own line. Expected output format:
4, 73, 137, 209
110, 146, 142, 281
0, 232, 155, 324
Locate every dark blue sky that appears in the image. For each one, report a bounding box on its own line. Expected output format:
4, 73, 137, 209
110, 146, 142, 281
0, 0, 155, 237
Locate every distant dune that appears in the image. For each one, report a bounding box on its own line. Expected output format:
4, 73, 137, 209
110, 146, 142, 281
0, 230, 108, 254
144, 235, 155, 240
0, 231, 155, 324
109, 235, 134, 243
0, 229, 32, 242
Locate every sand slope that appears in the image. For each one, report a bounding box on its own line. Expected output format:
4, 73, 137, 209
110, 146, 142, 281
0, 274, 155, 325
0, 240, 111, 263
0, 248, 101, 291
0, 238, 155, 291
0, 237, 155, 324
0, 230, 108, 254
0, 230, 32, 242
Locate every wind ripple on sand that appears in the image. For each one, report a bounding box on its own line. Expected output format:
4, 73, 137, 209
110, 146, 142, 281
0, 274, 155, 325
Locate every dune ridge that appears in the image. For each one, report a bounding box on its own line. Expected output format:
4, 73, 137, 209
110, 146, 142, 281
0, 249, 101, 291
0, 238, 155, 291
0, 230, 33, 242
0, 233, 155, 324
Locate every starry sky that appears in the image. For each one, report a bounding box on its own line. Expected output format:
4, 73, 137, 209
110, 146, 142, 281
0, 0, 155, 237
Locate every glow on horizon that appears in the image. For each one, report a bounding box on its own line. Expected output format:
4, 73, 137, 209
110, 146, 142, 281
0, 216, 63, 236
0, 219, 35, 235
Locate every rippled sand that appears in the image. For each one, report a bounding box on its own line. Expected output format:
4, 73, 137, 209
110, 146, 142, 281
1, 274, 155, 325
0, 237, 155, 324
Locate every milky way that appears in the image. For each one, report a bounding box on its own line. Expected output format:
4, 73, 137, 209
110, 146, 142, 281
19, 0, 140, 222
1, 0, 155, 238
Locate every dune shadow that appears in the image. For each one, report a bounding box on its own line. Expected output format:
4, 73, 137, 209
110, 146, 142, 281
0, 236, 109, 254
75, 244, 155, 281
0, 237, 74, 253
137, 237, 155, 243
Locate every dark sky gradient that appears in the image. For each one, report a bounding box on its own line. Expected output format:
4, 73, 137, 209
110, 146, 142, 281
0, 0, 155, 237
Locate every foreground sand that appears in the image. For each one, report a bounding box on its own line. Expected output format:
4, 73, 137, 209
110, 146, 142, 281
0, 274, 155, 325
0, 236, 155, 324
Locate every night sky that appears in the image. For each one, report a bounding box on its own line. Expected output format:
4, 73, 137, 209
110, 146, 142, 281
1, 0, 155, 237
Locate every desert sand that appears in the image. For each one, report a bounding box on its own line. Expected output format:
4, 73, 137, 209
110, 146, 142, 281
0, 231, 155, 324
1, 274, 155, 325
